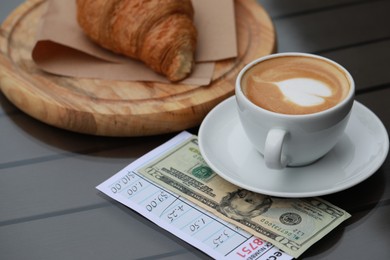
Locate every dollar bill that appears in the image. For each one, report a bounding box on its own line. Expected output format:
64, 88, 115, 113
138, 136, 351, 258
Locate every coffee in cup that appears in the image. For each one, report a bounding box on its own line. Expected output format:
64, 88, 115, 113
241, 55, 351, 115
235, 53, 355, 170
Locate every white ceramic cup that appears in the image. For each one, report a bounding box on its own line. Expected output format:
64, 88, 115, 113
235, 53, 355, 170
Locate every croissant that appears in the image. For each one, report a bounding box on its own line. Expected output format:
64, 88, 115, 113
76, 0, 197, 81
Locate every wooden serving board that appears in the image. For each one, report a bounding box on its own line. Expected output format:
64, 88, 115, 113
0, 0, 276, 136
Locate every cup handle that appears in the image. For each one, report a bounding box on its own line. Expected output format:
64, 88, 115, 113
264, 129, 289, 170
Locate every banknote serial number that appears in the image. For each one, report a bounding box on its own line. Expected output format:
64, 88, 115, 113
235, 238, 265, 258
236, 238, 285, 260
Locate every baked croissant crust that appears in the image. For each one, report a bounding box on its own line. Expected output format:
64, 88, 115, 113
76, 0, 197, 81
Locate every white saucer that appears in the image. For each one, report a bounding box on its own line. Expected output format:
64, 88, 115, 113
198, 96, 389, 198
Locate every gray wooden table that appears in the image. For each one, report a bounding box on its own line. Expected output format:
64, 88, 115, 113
1, 0, 389, 259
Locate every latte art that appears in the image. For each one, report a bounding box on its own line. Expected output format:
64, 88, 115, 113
242, 56, 350, 115
256, 77, 333, 107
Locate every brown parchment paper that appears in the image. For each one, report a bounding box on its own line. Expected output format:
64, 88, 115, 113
32, 0, 237, 85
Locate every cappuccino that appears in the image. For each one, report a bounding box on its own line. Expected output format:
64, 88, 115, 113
241, 56, 351, 115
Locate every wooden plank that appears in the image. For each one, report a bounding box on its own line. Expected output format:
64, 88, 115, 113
0, 111, 172, 165
0, 151, 124, 223
323, 160, 389, 212
0, 114, 69, 165
0, 141, 186, 222
0, 92, 18, 115
0, 205, 210, 260
260, 0, 366, 18
355, 87, 390, 130
302, 204, 390, 259
273, 1, 390, 53
322, 40, 390, 91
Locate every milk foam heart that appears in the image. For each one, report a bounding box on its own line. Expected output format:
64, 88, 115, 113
276, 78, 332, 107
